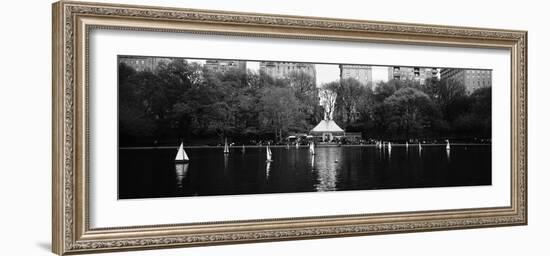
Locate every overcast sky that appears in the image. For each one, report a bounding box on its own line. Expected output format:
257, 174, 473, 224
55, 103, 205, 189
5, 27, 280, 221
188, 59, 389, 86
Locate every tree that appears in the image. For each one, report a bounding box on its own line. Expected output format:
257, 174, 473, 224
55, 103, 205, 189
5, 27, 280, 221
383, 87, 438, 139
429, 78, 467, 121
452, 87, 491, 138
288, 71, 316, 98
118, 65, 158, 145
320, 78, 372, 129
118, 58, 492, 146
259, 87, 305, 142
470, 87, 491, 119
118, 62, 136, 85
336, 78, 369, 127
156, 59, 202, 89
373, 79, 401, 102
353, 86, 375, 131
319, 83, 338, 120
287, 71, 319, 127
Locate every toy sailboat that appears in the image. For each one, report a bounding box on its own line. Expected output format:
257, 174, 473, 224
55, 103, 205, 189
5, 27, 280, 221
223, 138, 229, 154
266, 145, 273, 162
175, 142, 189, 163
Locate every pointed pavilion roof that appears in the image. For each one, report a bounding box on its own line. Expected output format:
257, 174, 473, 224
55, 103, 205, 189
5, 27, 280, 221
311, 119, 344, 133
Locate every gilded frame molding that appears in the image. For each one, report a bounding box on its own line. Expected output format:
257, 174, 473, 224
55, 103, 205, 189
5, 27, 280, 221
52, 1, 527, 255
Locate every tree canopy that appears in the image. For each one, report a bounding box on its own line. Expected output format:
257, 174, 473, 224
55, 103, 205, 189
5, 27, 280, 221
119, 60, 320, 146
119, 60, 491, 146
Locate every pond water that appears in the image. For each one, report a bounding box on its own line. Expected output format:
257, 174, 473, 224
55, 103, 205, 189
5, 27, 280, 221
118, 144, 491, 199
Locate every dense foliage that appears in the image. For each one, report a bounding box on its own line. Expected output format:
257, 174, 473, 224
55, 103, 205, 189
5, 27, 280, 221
119, 60, 491, 146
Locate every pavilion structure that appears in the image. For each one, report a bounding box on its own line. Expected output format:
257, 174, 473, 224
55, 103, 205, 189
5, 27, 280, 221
310, 119, 345, 143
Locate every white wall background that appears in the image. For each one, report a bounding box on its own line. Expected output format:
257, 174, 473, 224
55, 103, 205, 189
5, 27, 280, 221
0, 0, 547, 255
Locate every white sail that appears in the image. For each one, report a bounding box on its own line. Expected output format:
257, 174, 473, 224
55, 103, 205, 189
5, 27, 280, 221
388, 142, 392, 151
224, 139, 229, 154
182, 148, 189, 161
295, 142, 299, 149
446, 140, 451, 150
175, 143, 184, 160
309, 142, 315, 155
405, 141, 409, 148
241, 144, 245, 153
175, 142, 189, 162
266, 146, 272, 162
418, 142, 422, 150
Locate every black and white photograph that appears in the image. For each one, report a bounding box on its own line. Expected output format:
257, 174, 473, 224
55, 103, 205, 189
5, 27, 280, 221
118, 56, 492, 199
1, 0, 543, 254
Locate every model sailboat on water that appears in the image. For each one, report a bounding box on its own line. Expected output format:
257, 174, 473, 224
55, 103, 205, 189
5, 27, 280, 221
175, 142, 190, 163
223, 138, 230, 154
309, 142, 315, 155
266, 145, 273, 162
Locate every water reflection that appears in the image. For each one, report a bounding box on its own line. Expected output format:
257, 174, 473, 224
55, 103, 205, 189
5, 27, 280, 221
266, 161, 271, 179
174, 163, 189, 188
313, 147, 342, 192
119, 144, 492, 199
223, 154, 229, 170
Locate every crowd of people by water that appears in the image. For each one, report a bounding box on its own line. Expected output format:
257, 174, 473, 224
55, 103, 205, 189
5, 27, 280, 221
218, 137, 491, 147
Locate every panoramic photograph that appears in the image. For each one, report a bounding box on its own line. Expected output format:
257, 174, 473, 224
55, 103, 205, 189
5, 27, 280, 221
118, 56, 492, 199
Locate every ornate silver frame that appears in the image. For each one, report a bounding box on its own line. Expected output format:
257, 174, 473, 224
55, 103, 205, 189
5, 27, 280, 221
52, 1, 527, 255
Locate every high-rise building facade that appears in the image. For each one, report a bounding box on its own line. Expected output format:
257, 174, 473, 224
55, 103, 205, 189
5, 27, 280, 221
204, 60, 247, 74
259, 61, 316, 81
339, 65, 373, 88
440, 68, 492, 94
119, 56, 171, 72
388, 66, 439, 85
